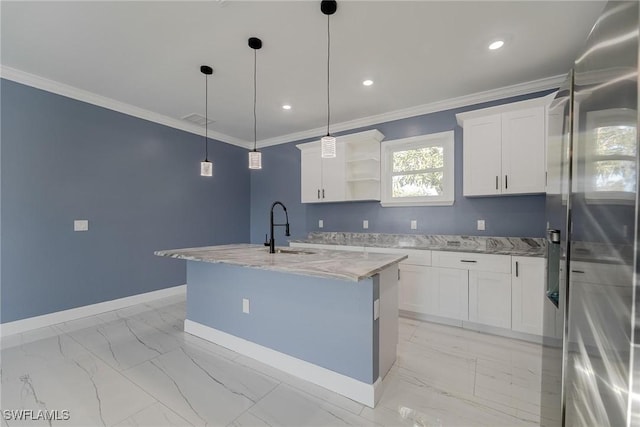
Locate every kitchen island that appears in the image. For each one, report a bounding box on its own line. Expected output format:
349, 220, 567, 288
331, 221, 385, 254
155, 244, 406, 407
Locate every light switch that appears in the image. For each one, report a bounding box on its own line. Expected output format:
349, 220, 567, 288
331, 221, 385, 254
411, 220, 417, 230
242, 298, 250, 314
74, 220, 89, 232
318, 219, 324, 228
363, 220, 369, 229
477, 220, 486, 231
373, 299, 380, 320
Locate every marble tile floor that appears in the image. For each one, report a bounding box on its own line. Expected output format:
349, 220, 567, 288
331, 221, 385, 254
0, 295, 544, 426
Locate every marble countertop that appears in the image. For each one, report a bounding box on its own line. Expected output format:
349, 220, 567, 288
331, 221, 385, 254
289, 232, 546, 257
155, 244, 407, 282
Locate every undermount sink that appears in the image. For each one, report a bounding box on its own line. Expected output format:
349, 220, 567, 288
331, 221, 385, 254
271, 248, 316, 255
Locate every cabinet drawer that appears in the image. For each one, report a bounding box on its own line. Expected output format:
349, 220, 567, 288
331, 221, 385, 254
432, 251, 511, 273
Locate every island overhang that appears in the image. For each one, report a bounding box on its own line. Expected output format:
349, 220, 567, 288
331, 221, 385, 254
154, 243, 407, 281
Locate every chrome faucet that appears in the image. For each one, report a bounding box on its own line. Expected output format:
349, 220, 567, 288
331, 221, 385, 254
264, 201, 290, 253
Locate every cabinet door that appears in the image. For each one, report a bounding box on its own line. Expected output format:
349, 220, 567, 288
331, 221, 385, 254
511, 257, 546, 335
463, 114, 502, 196
320, 143, 346, 202
398, 264, 436, 315
300, 146, 323, 203
433, 267, 469, 321
502, 106, 546, 194
469, 271, 511, 328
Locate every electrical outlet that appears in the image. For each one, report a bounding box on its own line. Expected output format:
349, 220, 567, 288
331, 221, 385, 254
318, 219, 324, 228
477, 220, 486, 231
411, 220, 417, 230
74, 220, 89, 232
242, 298, 250, 314
363, 220, 369, 229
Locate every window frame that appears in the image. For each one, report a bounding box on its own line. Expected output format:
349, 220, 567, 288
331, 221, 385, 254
584, 108, 637, 204
380, 131, 455, 207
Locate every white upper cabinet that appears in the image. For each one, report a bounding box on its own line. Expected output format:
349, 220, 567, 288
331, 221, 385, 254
457, 95, 553, 197
461, 114, 503, 196
297, 130, 384, 203
501, 107, 546, 194
300, 145, 324, 203
299, 142, 346, 203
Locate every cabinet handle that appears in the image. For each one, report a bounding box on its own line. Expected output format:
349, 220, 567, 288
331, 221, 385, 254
317, 189, 320, 199
571, 270, 585, 274
460, 260, 477, 263
515, 261, 519, 277
505, 175, 508, 189
398, 269, 401, 280
496, 176, 498, 190
322, 189, 325, 199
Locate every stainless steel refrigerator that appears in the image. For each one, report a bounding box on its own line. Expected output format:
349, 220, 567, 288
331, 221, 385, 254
542, 1, 639, 425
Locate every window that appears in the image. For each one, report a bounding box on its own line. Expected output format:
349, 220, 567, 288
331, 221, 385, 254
585, 109, 637, 203
381, 131, 455, 206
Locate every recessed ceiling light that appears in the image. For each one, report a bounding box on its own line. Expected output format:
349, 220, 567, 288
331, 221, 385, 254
362, 79, 374, 86
488, 40, 505, 50
282, 104, 292, 110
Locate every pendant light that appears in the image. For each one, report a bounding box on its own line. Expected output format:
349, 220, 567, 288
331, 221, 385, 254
321, 0, 337, 158
200, 65, 213, 177
248, 37, 263, 170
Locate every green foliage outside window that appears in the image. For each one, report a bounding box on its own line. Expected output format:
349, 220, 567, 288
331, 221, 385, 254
593, 125, 637, 192
392, 147, 444, 197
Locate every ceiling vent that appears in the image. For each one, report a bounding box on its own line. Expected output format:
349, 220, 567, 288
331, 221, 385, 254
181, 113, 214, 127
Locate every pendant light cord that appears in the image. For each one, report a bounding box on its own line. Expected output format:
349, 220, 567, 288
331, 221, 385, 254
326, 13, 331, 137
205, 73, 209, 161
253, 48, 258, 152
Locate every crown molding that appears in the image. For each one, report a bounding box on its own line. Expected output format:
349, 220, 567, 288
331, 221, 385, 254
2, 65, 564, 151
256, 73, 566, 148
0, 65, 252, 149
455, 91, 557, 126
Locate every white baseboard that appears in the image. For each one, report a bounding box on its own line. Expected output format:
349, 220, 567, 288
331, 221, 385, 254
184, 319, 383, 408
1, 285, 186, 337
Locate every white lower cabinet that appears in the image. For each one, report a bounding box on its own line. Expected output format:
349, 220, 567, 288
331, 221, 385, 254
291, 242, 547, 337
511, 256, 546, 335
398, 264, 468, 321
432, 267, 469, 321
468, 270, 512, 328
398, 264, 436, 314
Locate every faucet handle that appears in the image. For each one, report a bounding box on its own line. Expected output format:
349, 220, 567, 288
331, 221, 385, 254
264, 233, 270, 247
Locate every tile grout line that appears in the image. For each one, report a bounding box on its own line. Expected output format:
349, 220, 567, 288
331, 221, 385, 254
225, 380, 282, 426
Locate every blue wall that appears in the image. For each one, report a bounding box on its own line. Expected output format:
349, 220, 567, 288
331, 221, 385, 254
187, 261, 377, 383
1, 79, 250, 322
250, 90, 554, 244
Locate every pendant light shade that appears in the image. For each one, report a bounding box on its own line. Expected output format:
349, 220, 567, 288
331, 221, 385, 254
248, 37, 263, 170
200, 65, 213, 177
200, 161, 212, 176
249, 150, 262, 169
321, 135, 336, 158
320, 0, 337, 159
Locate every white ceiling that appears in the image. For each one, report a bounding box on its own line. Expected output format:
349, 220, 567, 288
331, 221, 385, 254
1, 1, 606, 148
